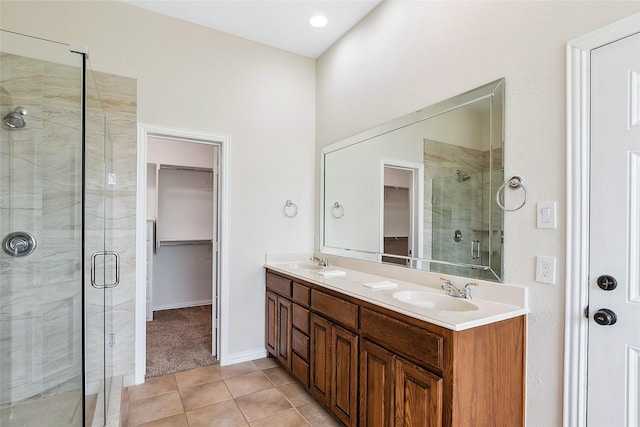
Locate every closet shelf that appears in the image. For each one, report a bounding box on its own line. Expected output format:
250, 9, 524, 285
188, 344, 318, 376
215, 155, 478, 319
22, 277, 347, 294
159, 164, 213, 173
158, 239, 213, 246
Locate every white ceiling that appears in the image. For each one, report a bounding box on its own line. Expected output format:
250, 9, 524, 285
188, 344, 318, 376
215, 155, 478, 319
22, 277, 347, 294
120, 0, 382, 58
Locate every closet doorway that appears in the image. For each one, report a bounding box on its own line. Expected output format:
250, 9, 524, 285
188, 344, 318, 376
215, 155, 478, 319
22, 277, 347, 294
380, 163, 423, 267
137, 125, 228, 381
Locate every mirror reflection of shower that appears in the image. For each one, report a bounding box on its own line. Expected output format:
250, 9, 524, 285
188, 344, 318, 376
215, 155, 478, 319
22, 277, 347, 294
3, 106, 27, 129
456, 169, 471, 182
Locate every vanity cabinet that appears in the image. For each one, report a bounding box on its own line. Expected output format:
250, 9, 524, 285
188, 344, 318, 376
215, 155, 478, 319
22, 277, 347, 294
265, 269, 525, 427
265, 291, 292, 369
309, 315, 358, 427
265, 273, 293, 370
291, 282, 311, 387
360, 339, 442, 427
394, 357, 442, 427
310, 314, 331, 405
359, 339, 395, 427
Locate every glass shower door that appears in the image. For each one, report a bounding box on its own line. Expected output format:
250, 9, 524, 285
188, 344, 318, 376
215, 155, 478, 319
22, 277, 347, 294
431, 171, 484, 276
0, 29, 115, 426
0, 31, 85, 426
431, 170, 502, 280
84, 60, 116, 426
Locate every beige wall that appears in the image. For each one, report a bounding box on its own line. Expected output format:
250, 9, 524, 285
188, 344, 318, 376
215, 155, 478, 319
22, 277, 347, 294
316, 1, 639, 426
1, 0, 316, 379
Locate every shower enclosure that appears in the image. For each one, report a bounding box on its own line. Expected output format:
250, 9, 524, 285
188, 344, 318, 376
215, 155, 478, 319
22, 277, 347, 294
0, 30, 116, 426
431, 170, 503, 280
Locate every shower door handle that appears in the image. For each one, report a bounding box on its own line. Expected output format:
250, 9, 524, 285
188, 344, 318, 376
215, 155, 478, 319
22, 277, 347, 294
91, 251, 120, 289
471, 240, 481, 260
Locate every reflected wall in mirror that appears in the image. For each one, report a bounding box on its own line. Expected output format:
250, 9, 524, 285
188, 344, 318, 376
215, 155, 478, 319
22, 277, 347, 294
321, 78, 505, 282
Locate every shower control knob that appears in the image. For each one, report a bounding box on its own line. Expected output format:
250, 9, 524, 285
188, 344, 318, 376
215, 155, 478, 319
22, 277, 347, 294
2, 231, 37, 257
593, 308, 617, 326
597, 275, 617, 291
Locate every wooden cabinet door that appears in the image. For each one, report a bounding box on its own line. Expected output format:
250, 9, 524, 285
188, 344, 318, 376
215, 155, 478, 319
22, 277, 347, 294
276, 297, 292, 369
395, 358, 442, 427
265, 291, 278, 356
310, 314, 331, 405
360, 339, 395, 427
331, 324, 358, 427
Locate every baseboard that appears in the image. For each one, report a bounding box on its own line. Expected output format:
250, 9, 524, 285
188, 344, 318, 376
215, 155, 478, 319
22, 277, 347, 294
221, 347, 267, 367
152, 300, 212, 312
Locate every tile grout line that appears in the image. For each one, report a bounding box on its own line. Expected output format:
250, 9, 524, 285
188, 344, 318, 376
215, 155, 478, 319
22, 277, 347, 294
231, 364, 313, 426
123, 360, 332, 426
260, 366, 318, 427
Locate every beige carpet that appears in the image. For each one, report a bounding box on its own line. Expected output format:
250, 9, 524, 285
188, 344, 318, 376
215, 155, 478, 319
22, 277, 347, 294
146, 305, 216, 378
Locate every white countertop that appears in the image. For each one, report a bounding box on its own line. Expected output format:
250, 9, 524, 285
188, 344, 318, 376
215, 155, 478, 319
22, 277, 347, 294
265, 254, 528, 331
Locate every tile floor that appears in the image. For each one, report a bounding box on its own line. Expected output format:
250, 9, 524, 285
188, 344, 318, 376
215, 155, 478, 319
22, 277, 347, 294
120, 358, 341, 426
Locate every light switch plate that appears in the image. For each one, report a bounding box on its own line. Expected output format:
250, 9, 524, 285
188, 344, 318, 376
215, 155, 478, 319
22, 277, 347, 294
537, 201, 557, 229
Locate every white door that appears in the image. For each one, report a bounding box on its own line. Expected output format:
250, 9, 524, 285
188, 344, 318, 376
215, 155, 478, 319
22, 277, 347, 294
212, 145, 219, 358
589, 32, 640, 426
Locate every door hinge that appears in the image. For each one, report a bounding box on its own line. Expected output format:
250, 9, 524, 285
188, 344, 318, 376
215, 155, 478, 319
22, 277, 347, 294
584, 305, 589, 318
109, 332, 116, 347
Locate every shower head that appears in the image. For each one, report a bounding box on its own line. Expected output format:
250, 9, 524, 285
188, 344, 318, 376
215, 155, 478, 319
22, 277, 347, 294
2, 106, 27, 129
456, 170, 471, 182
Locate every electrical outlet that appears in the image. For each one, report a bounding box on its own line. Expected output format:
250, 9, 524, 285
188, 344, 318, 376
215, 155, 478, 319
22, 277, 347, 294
536, 256, 556, 284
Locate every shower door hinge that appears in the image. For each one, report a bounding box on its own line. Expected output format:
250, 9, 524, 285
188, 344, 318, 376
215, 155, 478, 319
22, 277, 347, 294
108, 333, 116, 347
70, 45, 89, 55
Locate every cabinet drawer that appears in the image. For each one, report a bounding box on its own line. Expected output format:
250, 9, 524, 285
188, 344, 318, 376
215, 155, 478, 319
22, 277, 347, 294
361, 307, 444, 371
292, 328, 309, 360
311, 290, 358, 330
292, 282, 310, 306
291, 353, 309, 387
266, 272, 291, 297
292, 305, 310, 334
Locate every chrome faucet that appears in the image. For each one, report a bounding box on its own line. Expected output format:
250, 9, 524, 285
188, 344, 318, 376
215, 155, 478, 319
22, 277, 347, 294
310, 256, 329, 267
440, 277, 478, 299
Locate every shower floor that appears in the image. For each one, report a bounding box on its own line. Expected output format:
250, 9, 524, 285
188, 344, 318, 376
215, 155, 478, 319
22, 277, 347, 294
0, 392, 83, 426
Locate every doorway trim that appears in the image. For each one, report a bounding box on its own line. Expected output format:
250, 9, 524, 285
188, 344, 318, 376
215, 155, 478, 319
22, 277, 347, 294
135, 122, 230, 384
564, 13, 640, 426
379, 161, 424, 262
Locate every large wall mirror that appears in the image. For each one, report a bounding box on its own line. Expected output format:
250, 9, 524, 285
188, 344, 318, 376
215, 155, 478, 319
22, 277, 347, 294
320, 78, 505, 282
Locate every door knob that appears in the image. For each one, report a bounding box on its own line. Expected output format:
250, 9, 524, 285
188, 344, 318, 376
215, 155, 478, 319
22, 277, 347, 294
597, 275, 617, 291
593, 308, 617, 326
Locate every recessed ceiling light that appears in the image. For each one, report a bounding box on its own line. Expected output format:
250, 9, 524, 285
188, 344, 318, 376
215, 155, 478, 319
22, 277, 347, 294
309, 14, 328, 28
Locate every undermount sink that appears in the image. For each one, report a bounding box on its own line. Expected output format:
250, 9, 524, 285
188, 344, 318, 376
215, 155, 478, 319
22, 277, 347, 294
392, 291, 479, 312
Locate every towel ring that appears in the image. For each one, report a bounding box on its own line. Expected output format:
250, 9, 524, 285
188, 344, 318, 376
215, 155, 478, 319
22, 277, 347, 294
284, 200, 298, 218
331, 202, 344, 219
496, 176, 527, 212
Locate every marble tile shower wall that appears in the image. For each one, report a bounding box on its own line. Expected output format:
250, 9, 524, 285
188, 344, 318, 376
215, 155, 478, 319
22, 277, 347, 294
0, 52, 137, 403
86, 69, 137, 390
1, 53, 84, 403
